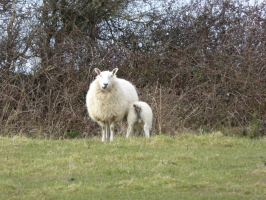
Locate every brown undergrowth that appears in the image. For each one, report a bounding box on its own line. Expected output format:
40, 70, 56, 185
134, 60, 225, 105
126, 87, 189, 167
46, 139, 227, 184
1, 0, 265, 138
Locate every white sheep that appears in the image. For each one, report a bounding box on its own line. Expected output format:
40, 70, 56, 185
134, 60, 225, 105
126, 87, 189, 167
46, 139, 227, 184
126, 101, 153, 138
86, 68, 139, 141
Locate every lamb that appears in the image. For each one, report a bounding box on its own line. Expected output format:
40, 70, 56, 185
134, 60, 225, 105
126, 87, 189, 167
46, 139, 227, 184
126, 101, 153, 138
86, 68, 138, 142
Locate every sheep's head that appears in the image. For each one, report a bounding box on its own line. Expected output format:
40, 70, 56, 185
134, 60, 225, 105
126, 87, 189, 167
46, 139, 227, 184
94, 68, 118, 90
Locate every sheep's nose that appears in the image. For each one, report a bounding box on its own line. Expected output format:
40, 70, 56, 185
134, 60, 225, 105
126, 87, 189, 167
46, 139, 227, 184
102, 83, 108, 89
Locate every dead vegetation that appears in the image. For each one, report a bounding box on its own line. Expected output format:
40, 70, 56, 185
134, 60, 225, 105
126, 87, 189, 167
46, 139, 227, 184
0, 0, 266, 138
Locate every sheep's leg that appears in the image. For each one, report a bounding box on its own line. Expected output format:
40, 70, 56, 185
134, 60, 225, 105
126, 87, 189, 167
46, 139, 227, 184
110, 122, 116, 141
126, 125, 133, 138
101, 123, 107, 142
144, 124, 150, 138
105, 121, 110, 141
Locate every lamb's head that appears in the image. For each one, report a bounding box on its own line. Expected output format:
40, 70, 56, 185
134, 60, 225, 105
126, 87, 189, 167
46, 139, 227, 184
94, 68, 118, 90
133, 104, 141, 115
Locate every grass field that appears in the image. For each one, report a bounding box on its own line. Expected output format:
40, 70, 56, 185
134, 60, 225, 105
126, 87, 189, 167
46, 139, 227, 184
0, 133, 266, 200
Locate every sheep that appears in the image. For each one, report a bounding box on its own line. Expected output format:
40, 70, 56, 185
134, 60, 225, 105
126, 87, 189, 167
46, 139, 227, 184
126, 101, 153, 138
86, 68, 139, 142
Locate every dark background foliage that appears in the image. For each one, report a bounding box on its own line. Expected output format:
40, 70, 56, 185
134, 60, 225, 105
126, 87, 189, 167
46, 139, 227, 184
1, 0, 265, 138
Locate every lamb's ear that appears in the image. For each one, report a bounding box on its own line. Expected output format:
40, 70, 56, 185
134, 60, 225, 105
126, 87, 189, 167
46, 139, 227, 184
94, 68, 101, 75
112, 68, 118, 76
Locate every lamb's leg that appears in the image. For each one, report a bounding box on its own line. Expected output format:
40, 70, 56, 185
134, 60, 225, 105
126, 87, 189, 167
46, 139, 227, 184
126, 125, 134, 138
110, 122, 116, 141
144, 124, 150, 138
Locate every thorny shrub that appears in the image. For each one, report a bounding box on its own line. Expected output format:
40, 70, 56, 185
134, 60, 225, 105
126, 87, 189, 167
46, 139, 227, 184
0, 0, 266, 138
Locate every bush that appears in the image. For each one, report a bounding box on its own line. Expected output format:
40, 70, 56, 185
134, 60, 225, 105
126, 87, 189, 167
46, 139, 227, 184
1, 0, 265, 137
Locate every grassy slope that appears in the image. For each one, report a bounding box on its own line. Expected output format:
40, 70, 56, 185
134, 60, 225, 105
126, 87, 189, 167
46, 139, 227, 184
0, 133, 266, 200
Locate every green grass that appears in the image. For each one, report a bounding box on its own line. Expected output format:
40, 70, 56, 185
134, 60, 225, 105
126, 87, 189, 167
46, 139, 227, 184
1, 133, 266, 200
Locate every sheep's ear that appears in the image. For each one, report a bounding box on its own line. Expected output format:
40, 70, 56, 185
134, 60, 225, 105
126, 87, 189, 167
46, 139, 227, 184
94, 68, 101, 75
112, 68, 118, 76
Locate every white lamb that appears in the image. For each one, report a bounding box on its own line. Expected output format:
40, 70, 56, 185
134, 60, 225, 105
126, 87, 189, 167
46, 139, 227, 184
126, 101, 153, 138
86, 68, 138, 142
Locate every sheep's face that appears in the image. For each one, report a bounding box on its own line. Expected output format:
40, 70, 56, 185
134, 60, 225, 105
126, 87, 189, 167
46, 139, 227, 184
95, 68, 118, 90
